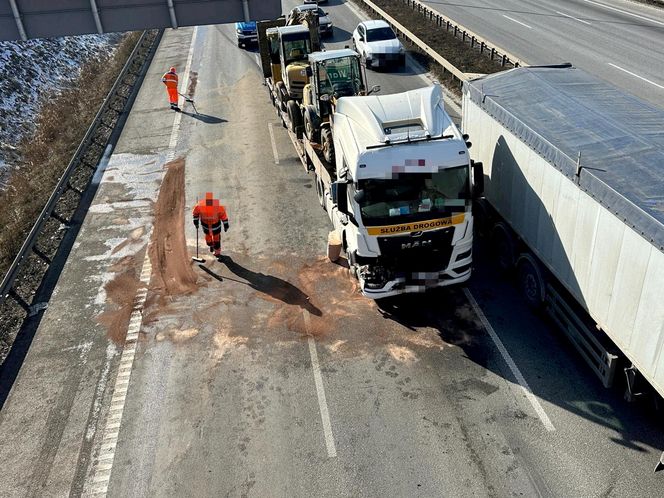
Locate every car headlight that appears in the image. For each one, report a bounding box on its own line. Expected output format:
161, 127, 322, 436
236, 28, 242, 34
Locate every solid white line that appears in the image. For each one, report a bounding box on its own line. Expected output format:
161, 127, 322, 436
463, 288, 556, 432
268, 123, 280, 164
304, 312, 337, 458
502, 15, 532, 29
608, 63, 664, 89
582, 0, 664, 27
84, 27, 199, 497
556, 10, 592, 25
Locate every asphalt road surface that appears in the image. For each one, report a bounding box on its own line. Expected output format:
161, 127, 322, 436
421, 0, 664, 108
0, 1, 662, 496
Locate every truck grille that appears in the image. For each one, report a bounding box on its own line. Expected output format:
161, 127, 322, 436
377, 227, 455, 272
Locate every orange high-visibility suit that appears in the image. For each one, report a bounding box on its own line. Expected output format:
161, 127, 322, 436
193, 192, 229, 257
161, 67, 179, 108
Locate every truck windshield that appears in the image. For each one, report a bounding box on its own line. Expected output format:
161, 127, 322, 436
366, 27, 397, 42
317, 56, 363, 97
357, 166, 470, 225
283, 35, 312, 65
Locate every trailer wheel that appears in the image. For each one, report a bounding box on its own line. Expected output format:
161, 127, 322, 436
304, 106, 321, 143
315, 174, 327, 211
491, 222, 516, 272
517, 253, 546, 308
322, 128, 335, 164
287, 100, 303, 139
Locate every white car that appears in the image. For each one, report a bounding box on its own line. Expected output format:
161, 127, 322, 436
352, 20, 405, 69
292, 4, 333, 37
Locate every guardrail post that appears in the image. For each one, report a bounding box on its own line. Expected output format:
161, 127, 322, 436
454, 26, 458, 37
8, 289, 31, 313
32, 246, 52, 264
502, 54, 507, 66
480, 41, 485, 53
471, 36, 475, 48
462, 30, 466, 42
491, 47, 495, 60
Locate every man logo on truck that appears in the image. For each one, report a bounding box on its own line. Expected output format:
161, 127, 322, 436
401, 240, 432, 250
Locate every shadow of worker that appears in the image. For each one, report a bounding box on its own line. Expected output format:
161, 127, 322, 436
180, 111, 227, 124
218, 255, 322, 317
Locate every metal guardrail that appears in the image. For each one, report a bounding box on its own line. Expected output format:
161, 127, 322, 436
357, 0, 524, 84
0, 29, 162, 317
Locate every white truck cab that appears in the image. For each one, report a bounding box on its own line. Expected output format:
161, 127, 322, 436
329, 85, 481, 298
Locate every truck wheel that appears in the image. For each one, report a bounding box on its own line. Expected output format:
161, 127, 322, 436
517, 254, 546, 308
276, 81, 288, 112
287, 100, 303, 139
322, 128, 335, 164
304, 106, 321, 143
491, 222, 515, 272
473, 198, 491, 239
315, 173, 327, 211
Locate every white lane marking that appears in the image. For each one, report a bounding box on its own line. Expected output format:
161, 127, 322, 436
608, 63, 664, 89
268, 123, 280, 164
556, 10, 592, 25
582, 0, 664, 27
463, 288, 556, 432
502, 15, 532, 29
85, 27, 199, 497
304, 311, 337, 458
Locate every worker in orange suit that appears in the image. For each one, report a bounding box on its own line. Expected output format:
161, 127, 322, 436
161, 66, 180, 111
193, 192, 229, 259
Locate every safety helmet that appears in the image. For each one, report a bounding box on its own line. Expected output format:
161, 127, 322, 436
169, 66, 176, 73
205, 192, 214, 199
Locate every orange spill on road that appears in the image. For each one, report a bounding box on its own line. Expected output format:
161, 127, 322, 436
148, 157, 198, 297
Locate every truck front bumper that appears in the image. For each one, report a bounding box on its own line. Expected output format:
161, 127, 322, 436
359, 267, 472, 299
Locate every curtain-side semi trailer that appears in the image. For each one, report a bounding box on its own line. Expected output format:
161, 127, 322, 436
462, 64, 664, 402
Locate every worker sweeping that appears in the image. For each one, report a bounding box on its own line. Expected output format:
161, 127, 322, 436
161, 66, 180, 111
193, 192, 229, 260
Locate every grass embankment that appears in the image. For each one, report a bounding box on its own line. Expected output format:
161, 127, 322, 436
0, 32, 140, 278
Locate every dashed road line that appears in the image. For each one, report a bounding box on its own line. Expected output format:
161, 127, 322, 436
503, 15, 532, 29
84, 26, 199, 497
608, 63, 664, 90
582, 0, 664, 27
463, 288, 556, 432
303, 311, 337, 458
268, 122, 280, 164
556, 10, 592, 25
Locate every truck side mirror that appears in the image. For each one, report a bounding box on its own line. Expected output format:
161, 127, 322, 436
368, 85, 381, 95
331, 181, 348, 214
472, 161, 484, 197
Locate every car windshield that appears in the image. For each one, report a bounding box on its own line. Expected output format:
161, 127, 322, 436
283, 35, 312, 65
317, 56, 363, 97
357, 166, 470, 225
366, 27, 396, 42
